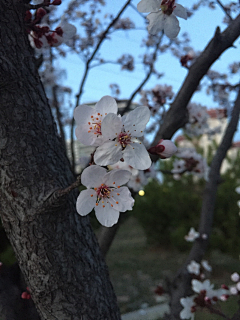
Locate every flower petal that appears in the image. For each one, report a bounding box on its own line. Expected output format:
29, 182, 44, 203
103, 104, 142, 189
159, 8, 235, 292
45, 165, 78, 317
60, 22, 77, 39
94, 141, 122, 166
74, 105, 96, 125
101, 113, 122, 140
95, 95, 118, 115
123, 142, 151, 170
76, 189, 96, 216
164, 15, 180, 39
174, 4, 187, 20
95, 202, 120, 227
147, 12, 165, 35
137, 0, 161, 13
122, 106, 150, 137
75, 124, 97, 146
104, 169, 132, 187
81, 165, 107, 188
109, 186, 134, 212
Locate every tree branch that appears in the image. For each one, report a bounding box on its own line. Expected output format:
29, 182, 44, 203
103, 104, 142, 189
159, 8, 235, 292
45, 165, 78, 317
168, 87, 240, 320
152, 13, 240, 145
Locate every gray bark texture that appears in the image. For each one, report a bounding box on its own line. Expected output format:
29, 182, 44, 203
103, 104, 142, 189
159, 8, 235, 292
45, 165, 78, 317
0, 1, 121, 319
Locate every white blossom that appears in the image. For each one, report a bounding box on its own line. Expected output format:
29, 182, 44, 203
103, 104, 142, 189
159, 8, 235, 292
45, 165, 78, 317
184, 227, 199, 242
201, 260, 212, 272
185, 103, 209, 137
76, 165, 134, 227
180, 296, 196, 320
137, 0, 187, 38
192, 279, 229, 301
231, 272, 240, 282
172, 148, 209, 180
94, 106, 151, 170
235, 186, 240, 194
187, 261, 200, 275
74, 96, 118, 147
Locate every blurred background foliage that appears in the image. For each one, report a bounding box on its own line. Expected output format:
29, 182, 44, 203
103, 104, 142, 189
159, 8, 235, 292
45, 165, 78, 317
133, 147, 240, 257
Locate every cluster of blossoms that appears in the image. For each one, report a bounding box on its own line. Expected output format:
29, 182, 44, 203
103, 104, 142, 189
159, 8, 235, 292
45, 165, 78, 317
137, 0, 187, 38
171, 148, 209, 180
74, 96, 177, 226
180, 49, 198, 68
184, 227, 207, 242
180, 279, 229, 320
185, 103, 209, 137
140, 85, 174, 116
187, 260, 212, 277
26, 4, 76, 50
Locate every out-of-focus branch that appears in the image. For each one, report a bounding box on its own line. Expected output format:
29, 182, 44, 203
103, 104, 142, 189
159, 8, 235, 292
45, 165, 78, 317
98, 214, 129, 257
152, 13, 240, 146
167, 87, 240, 320
70, 0, 132, 174
120, 34, 163, 116
216, 0, 233, 21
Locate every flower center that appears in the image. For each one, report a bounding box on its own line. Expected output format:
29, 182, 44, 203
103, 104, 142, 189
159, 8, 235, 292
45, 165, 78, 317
118, 132, 132, 149
88, 113, 103, 136
160, 0, 175, 15
96, 184, 111, 200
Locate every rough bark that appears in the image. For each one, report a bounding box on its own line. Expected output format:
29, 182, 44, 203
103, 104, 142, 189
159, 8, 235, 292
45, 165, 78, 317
0, 1, 120, 319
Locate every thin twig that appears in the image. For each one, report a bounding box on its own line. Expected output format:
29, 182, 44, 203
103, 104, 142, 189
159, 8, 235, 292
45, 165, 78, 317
120, 34, 163, 115
70, 0, 132, 174
58, 175, 82, 196
206, 304, 230, 319
216, 0, 233, 21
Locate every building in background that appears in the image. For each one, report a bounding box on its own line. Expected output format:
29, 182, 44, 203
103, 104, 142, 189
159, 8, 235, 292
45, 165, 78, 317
175, 109, 240, 173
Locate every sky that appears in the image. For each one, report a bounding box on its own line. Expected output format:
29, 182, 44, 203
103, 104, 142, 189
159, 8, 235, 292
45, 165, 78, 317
53, 0, 240, 141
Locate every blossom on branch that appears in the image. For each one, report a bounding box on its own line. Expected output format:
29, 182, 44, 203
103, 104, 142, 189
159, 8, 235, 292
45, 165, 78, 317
76, 165, 134, 227
74, 96, 118, 146
29, 19, 76, 49
184, 227, 199, 242
180, 296, 196, 320
148, 139, 177, 158
94, 106, 151, 170
187, 260, 200, 275
172, 148, 209, 180
137, 0, 187, 38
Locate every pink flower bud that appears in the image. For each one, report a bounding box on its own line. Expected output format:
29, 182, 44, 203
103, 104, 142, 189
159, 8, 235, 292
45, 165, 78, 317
52, 0, 62, 5
148, 139, 177, 159
25, 10, 32, 23
36, 8, 47, 20
21, 292, 31, 299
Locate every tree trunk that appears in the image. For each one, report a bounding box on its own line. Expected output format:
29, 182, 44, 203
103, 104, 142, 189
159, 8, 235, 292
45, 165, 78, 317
0, 1, 120, 319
